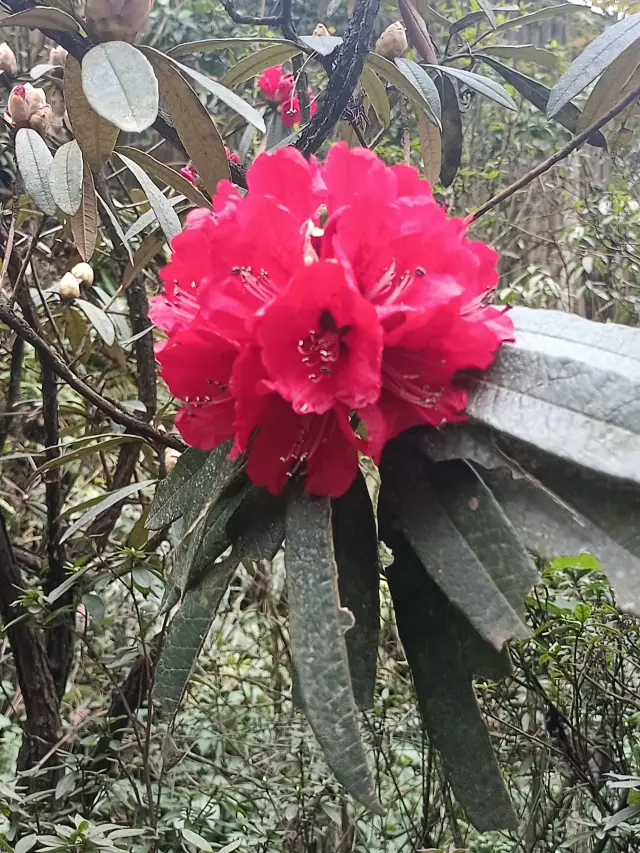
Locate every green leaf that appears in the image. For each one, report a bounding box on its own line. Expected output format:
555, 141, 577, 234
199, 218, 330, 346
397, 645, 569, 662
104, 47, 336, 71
123, 195, 183, 242
299, 34, 343, 55
122, 232, 166, 290
60, 479, 156, 542
379, 441, 536, 649
386, 535, 517, 832
82, 42, 159, 133
578, 40, 640, 132
395, 57, 441, 126
49, 140, 83, 215
70, 161, 98, 261
181, 828, 213, 852
496, 2, 584, 31
147, 447, 208, 530
332, 470, 380, 710
142, 49, 266, 134
449, 10, 486, 35
482, 44, 558, 69
117, 152, 181, 242
117, 146, 211, 209
547, 14, 640, 117
285, 486, 382, 814
15, 128, 56, 216
466, 306, 640, 487
167, 37, 296, 58
475, 0, 497, 29
14, 836, 37, 853
221, 42, 301, 89
97, 192, 133, 261
430, 64, 517, 110
367, 53, 440, 125
142, 49, 231, 198
399, 0, 438, 64
437, 74, 462, 186
64, 55, 120, 172
0, 6, 80, 31
412, 0, 451, 27
480, 55, 606, 146
27, 435, 139, 485
360, 65, 390, 127
417, 110, 442, 185
74, 299, 115, 345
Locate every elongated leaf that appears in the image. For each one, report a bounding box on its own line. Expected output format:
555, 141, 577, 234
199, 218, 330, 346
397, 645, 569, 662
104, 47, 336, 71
367, 53, 440, 125
386, 536, 517, 832
96, 193, 133, 262
70, 162, 98, 261
429, 64, 517, 110
412, 0, 451, 27
332, 471, 380, 710
223, 42, 301, 89
117, 146, 210, 209
395, 57, 441, 126
61, 479, 156, 542
285, 487, 382, 814
141, 48, 265, 134
141, 50, 230, 198
15, 128, 55, 216
123, 196, 182, 242
466, 305, 640, 486
578, 41, 640, 131
417, 110, 442, 184
548, 15, 640, 117
450, 10, 486, 35
379, 441, 535, 648
65, 56, 119, 172
481, 55, 607, 146
437, 74, 462, 186
360, 65, 390, 127
117, 152, 181, 242
28, 436, 139, 486
49, 140, 83, 215
476, 0, 497, 28
168, 37, 295, 58
299, 34, 343, 55
122, 232, 165, 289
0, 7, 79, 31
482, 44, 557, 69
82, 42, 159, 133
399, 0, 438, 63
74, 299, 115, 345
496, 2, 583, 31
147, 448, 208, 529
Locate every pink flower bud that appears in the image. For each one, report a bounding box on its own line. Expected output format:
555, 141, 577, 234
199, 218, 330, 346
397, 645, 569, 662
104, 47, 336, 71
28, 104, 53, 137
85, 0, 154, 43
6, 82, 50, 130
0, 42, 17, 76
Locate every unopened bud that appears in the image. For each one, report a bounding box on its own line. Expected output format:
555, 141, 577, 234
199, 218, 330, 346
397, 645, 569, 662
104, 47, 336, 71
312, 23, 330, 36
59, 271, 80, 300
48, 45, 67, 67
84, 0, 154, 44
164, 448, 181, 472
28, 104, 52, 137
71, 262, 94, 284
5, 83, 49, 127
0, 43, 17, 76
374, 21, 408, 60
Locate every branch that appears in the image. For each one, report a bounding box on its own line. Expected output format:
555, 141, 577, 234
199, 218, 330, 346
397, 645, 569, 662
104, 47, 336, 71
218, 0, 280, 25
0, 300, 185, 451
0, 335, 23, 452
470, 83, 640, 223
295, 0, 381, 157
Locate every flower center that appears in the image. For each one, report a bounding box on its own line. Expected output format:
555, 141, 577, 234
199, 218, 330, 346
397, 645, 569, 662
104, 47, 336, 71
383, 351, 444, 410
368, 259, 426, 304
297, 310, 351, 383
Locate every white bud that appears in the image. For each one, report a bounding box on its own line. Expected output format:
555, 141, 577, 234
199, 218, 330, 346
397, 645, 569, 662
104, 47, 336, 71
0, 43, 17, 76
374, 21, 408, 60
164, 448, 181, 472
71, 262, 94, 284
312, 23, 330, 36
59, 271, 80, 300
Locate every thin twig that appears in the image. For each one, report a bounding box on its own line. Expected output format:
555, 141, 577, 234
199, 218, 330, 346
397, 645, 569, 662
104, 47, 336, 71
218, 0, 280, 25
470, 83, 640, 223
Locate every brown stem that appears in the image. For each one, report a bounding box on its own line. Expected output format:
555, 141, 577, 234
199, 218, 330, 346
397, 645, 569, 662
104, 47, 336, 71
0, 335, 24, 452
470, 83, 640, 223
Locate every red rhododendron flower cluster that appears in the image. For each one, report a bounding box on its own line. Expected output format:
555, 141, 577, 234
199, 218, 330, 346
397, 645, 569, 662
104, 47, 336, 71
151, 144, 513, 497
257, 65, 318, 129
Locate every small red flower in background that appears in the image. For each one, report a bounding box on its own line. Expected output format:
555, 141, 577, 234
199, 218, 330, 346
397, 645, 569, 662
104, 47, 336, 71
180, 148, 240, 187
151, 144, 513, 497
258, 65, 294, 103
280, 90, 318, 129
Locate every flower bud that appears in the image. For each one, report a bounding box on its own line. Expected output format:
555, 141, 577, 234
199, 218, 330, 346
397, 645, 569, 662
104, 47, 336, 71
28, 104, 53, 137
5, 83, 49, 129
164, 448, 181, 472
84, 0, 154, 44
48, 45, 67, 67
59, 271, 80, 300
312, 23, 330, 36
71, 262, 94, 285
374, 21, 408, 60
0, 43, 17, 76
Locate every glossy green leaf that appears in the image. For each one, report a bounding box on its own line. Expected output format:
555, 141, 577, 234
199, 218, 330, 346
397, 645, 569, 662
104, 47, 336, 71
578, 41, 640, 131
49, 140, 83, 215
221, 42, 301, 89
360, 64, 390, 127
386, 535, 517, 831
61, 479, 156, 542
429, 64, 517, 110
15, 128, 55, 216
332, 470, 380, 710
547, 14, 640, 117
395, 57, 441, 126
437, 74, 462, 186
147, 448, 209, 529
380, 441, 535, 648
285, 486, 382, 813
82, 42, 159, 133
117, 152, 181, 242
466, 306, 640, 486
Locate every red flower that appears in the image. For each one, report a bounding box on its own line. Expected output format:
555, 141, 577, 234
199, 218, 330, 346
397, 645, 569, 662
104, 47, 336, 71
225, 146, 241, 165
152, 143, 512, 497
180, 165, 198, 186
258, 65, 294, 103
280, 90, 318, 128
